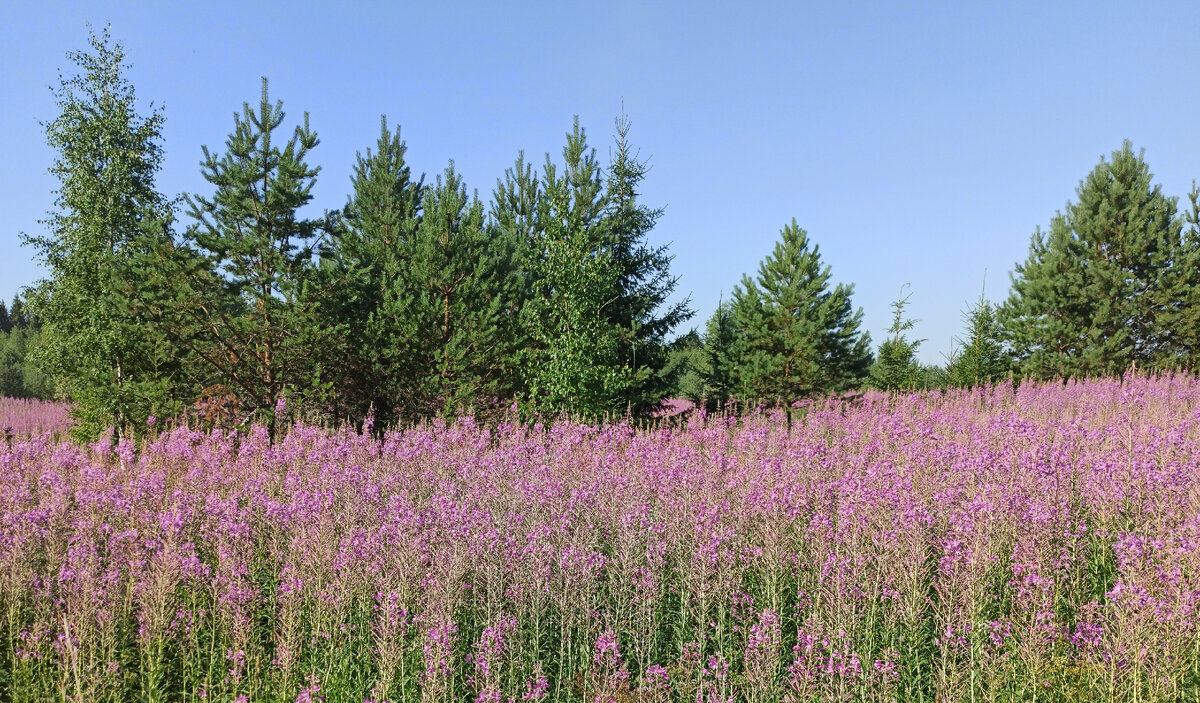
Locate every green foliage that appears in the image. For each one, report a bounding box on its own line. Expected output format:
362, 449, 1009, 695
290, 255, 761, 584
602, 113, 694, 414
916, 362, 950, 390
947, 287, 1011, 388
1001, 215, 1086, 380
168, 78, 335, 426
869, 285, 924, 391
406, 162, 523, 419
320, 116, 425, 427
487, 150, 540, 394
1159, 181, 1200, 372
726, 220, 872, 406
22, 26, 182, 438
7, 295, 35, 331
1001, 142, 1193, 380
0, 299, 55, 399
492, 151, 541, 248
694, 300, 738, 409
664, 329, 706, 406
518, 115, 691, 421
521, 119, 628, 420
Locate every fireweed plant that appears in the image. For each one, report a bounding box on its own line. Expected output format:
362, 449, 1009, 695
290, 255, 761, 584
1, 377, 1198, 702
0, 397, 71, 441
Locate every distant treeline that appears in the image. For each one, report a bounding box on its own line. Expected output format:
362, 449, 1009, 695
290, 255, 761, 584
12, 29, 1200, 437
0, 294, 54, 399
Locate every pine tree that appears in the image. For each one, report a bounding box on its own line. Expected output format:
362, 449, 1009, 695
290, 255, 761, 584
321, 116, 424, 427
23, 27, 180, 437
1001, 143, 1184, 379
728, 220, 872, 406
868, 285, 924, 391
491, 151, 541, 249
488, 151, 541, 401
602, 113, 693, 414
174, 78, 334, 424
407, 163, 522, 418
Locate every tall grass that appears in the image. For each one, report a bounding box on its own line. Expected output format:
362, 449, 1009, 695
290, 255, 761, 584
1, 377, 1198, 702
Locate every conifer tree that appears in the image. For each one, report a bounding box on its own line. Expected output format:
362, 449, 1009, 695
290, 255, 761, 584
0, 323, 54, 400
664, 329, 706, 405
1001, 143, 1185, 379
868, 285, 924, 391
8, 296, 27, 329
491, 151, 541, 249
947, 286, 1010, 388
321, 116, 424, 426
0, 330, 20, 398
23, 27, 181, 437
602, 113, 693, 413
172, 78, 334, 423
9, 295, 37, 329
1158, 182, 1200, 371
728, 220, 872, 405
700, 299, 738, 408
488, 151, 541, 400
407, 163, 522, 418
0, 302, 9, 335
1000, 215, 1091, 379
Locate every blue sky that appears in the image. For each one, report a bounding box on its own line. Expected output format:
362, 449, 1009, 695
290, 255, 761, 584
3, 1, 1198, 363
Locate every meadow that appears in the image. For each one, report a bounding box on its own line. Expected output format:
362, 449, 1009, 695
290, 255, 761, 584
1, 377, 1198, 702
0, 397, 72, 441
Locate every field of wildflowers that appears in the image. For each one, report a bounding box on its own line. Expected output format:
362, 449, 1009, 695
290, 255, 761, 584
1, 377, 1199, 702
0, 397, 71, 441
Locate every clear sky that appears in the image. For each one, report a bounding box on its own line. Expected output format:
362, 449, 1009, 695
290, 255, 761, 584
3, 1, 1199, 364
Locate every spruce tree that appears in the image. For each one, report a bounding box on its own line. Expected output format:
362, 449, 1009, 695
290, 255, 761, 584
1000, 215, 1091, 379
728, 219, 872, 406
23, 27, 180, 437
0, 302, 9, 335
0, 330, 18, 398
1001, 143, 1185, 379
664, 329, 706, 406
700, 299, 738, 408
0, 324, 54, 400
947, 287, 1010, 388
868, 286, 924, 391
517, 115, 692, 419
8, 296, 26, 329
602, 113, 693, 414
